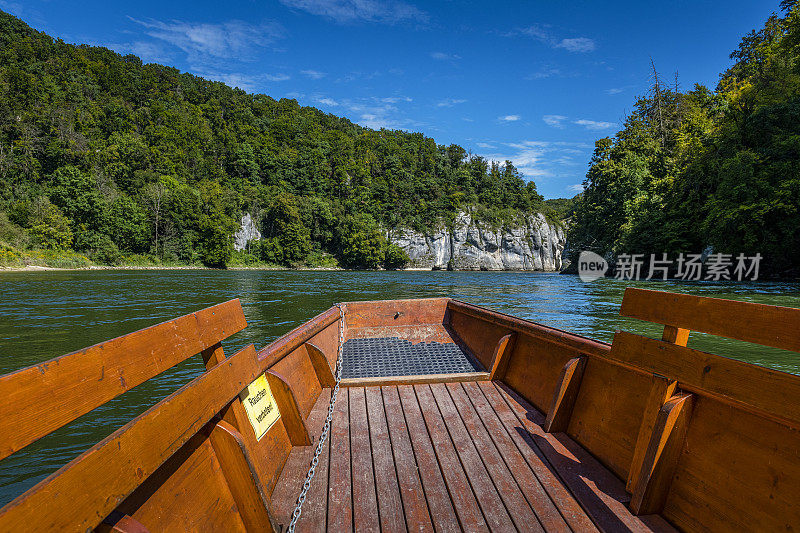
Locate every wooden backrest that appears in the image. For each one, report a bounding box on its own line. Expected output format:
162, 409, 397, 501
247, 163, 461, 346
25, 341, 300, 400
619, 287, 800, 351
0, 344, 263, 531
0, 299, 247, 462
610, 288, 800, 530
616, 287, 800, 424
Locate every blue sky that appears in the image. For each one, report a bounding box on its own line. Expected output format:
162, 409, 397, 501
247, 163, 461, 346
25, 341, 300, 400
3, 0, 780, 198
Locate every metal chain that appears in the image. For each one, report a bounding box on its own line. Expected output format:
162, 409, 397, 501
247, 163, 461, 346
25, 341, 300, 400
287, 303, 345, 533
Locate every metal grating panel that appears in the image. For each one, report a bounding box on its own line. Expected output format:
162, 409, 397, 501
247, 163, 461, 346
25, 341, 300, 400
341, 337, 481, 379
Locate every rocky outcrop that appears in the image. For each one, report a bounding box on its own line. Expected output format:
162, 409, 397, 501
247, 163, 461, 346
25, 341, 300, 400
234, 213, 261, 251
390, 211, 566, 271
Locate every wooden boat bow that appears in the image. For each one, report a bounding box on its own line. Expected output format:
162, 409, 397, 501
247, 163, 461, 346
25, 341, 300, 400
0, 289, 798, 531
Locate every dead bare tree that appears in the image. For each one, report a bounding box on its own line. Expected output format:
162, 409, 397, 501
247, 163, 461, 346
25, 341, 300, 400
650, 58, 667, 149
142, 181, 168, 257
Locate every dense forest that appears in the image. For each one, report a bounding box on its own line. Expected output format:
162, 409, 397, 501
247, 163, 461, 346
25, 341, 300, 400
568, 1, 800, 277
0, 11, 548, 269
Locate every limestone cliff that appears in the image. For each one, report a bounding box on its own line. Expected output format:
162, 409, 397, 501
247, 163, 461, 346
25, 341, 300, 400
390, 211, 566, 271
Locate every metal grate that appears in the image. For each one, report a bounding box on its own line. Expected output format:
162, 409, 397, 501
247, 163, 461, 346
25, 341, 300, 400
341, 337, 481, 379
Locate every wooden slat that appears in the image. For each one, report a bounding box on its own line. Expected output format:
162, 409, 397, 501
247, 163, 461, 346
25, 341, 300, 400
349, 387, 380, 532
97, 512, 151, 533
365, 388, 406, 533
410, 385, 489, 531
428, 383, 514, 531
448, 299, 612, 360
661, 325, 689, 346
270, 347, 323, 421
488, 332, 517, 380
627, 376, 678, 493
610, 331, 800, 427
265, 369, 312, 446
208, 420, 276, 532
395, 385, 462, 533
294, 390, 332, 533
0, 299, 247, 461
257, 306, 340, 367
381, 386, 436, 532
489, 382, 676, 532
118, 430, 247, 531
341, 372, 489, 387
269, 390, 332, 530
444, 382, 543, 532
620, 287, 800, 353
630, 393, 694, 515
327, 388, 352, 532
473, 381, 599, 533
544, 356, 586, 433
661, 396, 800, 531
305, 342, 335, 388
461, 381, 571, 532
0, 344, 262, 532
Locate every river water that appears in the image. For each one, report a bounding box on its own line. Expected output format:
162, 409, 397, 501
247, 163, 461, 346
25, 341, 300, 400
0, 269, 798, 506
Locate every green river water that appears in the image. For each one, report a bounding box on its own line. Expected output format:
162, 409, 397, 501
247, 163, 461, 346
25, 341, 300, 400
0, 269, 798, 507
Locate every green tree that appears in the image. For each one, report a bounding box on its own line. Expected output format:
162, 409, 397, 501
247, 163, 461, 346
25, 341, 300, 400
340, 213, 386, 269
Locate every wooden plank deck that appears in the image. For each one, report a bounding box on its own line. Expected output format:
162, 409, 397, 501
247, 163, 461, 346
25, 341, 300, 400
273, 381, 676, 532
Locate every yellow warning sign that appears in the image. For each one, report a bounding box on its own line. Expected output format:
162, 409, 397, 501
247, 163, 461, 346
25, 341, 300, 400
240, 374, 280, 441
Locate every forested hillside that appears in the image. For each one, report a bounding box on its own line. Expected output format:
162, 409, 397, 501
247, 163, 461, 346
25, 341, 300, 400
0, 11, 545, 268
568, 1, 800, 277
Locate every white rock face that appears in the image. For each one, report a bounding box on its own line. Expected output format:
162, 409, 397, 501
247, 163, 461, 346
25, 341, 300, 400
391, 211, 566, 271
234, 213, 261, 251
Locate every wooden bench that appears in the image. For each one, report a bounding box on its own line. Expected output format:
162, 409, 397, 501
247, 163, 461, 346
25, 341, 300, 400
0, 299, 343, 532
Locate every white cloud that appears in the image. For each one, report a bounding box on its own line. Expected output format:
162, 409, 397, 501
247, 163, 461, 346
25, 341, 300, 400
101, 41, 172, 64
574, 119, 616, 130
478, 140, 593, 186
196, 72, 261, 92
333, 96, 421, 130
543, 115, 567, 128
606, 87, 625, 95
279, 0, 427, 24
430, 51, 461, 61
315, 97, 339, 106
436, 98, 467, 107
129, 17, 285, 61
265, 73, 291, 81
476, 142, 495, 149
519, 25, 550, 40
512, 24, 595, 54
499, 115, 521, 122
525, 66, 562, 80
381, 96, 413, 103
568, 183, 585, 192
301, 69, 327, 79
555, 37, 595, 53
